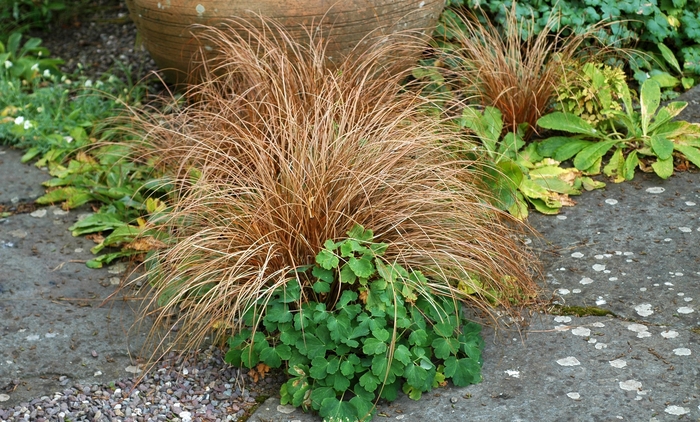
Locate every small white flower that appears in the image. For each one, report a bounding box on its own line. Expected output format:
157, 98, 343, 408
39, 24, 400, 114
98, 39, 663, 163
64, 79, 72, 85
43, 69, 51, 78
84, 79, 93, 87
95, 80, 104, 88
31, 63, 39, 71
4, 60, 12, 69
60, 75, 67, 82
23, 120, 32, 130
63, 136, 73, 143
36, 106, 44, 113
14, 116, 25, 125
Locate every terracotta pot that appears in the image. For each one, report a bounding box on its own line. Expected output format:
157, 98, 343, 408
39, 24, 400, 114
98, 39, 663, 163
125, 0, 445, 83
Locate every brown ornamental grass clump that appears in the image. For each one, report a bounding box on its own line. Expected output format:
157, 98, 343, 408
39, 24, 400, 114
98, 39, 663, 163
132, 19, 539, 353
439, 3, 609, 138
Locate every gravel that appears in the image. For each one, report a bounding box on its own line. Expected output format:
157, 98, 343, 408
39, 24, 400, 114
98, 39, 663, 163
2, 2, 283, 421
0, 347, 284, 421
30, 0, 159, 84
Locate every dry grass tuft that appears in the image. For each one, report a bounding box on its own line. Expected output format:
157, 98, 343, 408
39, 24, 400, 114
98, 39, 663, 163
130, 18, 540, 355
440, 3, 609, 138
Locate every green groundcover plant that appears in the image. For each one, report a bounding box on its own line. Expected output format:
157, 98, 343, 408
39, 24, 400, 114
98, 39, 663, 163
537, 78, 700, 181
0, 33, 165, 267
225, 225, 484, 422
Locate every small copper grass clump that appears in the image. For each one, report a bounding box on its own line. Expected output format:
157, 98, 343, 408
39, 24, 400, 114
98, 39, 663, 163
439, 3, 615, 138
128, 18, 540, 358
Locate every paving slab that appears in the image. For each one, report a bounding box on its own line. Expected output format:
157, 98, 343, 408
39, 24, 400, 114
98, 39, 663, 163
0, 145, 148, 408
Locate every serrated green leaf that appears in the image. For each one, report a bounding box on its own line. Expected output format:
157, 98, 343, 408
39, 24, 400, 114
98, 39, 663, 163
444, 356, 481, 386
319, 397, 358, 422
260, 346, 282, 368
651, 156, 674, 179
309, 356, 330, 379
433, 321, 455, 338
340, 360, 356, 377
393, 344, 412, 365
403, 364, 429, 390
408, 329, 429, 347
359, 371, 381, 392
372, 328, 390, 342
537, 112, 600, 137
347, 224, 373, 242
349, 396, 375, 422
348, 256, 374, 278
432, 337, 460, 359
316, 249, 339, 270
573, 140, 618, 171
362, 338, 387, 355
310, 387, 336, 411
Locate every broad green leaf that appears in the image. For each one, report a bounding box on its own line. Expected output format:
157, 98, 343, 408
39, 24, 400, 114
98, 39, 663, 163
85, 250, 137, 269
498, 131, 525, 159
461, 106, 502, 155
603, 147, 625, 182
20, 147, 41, 163
650, 135, 674, 160
650, 72, 679, 88
507, 192, 528, 219
640, 79, 661, 136
315, 249, 339, 270
91, 225, 142, 254
674, 144, 700, 168
536, 136, 579, 157
532, 178, 580, 195
36, 187, 91, 206
657, 43, 682, 73
537, 112, 600, 138
581, 177, 606, 190
573, 140, 618, 171
393, 344, 412, 365
444, 356, 481, 386
682, 77, 694, 90
651, 156, 674, 179
648, 102, 687, 134
296, 333, 328, 359
528, 198, 561, 215
623, 150, 639, 181
519, 178, 550, 200
552, 140, 595, 162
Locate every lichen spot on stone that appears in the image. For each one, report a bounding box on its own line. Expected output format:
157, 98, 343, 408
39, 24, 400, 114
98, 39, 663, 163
196, 4, 205, 16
